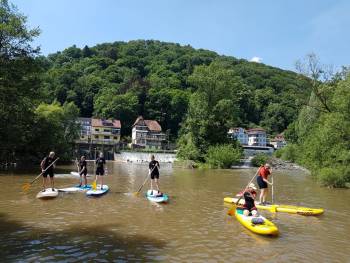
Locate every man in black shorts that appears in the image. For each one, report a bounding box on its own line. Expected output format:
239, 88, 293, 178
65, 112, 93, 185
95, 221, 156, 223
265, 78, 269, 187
149, 155, 160, 192
95, 153, 106, 190
40, 151, 56, 191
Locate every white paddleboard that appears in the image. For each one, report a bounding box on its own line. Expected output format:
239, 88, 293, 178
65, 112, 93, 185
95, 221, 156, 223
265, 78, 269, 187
86, 185, 109, 197
36, 188, 59, 199
58, 185, 92, 193
70, 172, 91, 177
146, 190, 169, 203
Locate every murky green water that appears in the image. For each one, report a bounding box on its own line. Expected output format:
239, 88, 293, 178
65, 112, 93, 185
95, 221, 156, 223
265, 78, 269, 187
0, 162, 349, 262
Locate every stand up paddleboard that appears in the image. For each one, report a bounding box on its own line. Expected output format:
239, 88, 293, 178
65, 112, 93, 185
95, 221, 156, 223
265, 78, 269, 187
36, 188, 59, 199
70, 172, 91, 177
59, 185, 92, 193
146, 190, 169, 203
224, 197, 324, 216
86, 185, 109, 197
234, 207, 279, 236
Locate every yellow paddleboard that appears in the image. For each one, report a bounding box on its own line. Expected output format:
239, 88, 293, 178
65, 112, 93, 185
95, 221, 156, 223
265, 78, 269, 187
224, 197, 324, 216
234, 208, 278, 236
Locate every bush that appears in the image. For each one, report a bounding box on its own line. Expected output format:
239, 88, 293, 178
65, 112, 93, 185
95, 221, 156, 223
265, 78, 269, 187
317, 167, 350, 188
205, 144, 242, 169
281, 144, 298, 162
274, 148, 283, 158
251, 153, 270, 167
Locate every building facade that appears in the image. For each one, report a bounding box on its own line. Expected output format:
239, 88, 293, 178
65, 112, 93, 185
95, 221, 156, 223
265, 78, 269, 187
132, 116, 166, 149
228, 127, 248, 145
75, 117, 121, 160
247, 128, 267, 146
270, 134, 287, 149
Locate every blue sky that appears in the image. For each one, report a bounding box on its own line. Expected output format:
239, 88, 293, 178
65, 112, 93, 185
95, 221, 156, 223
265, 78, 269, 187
12, 0, 350, 71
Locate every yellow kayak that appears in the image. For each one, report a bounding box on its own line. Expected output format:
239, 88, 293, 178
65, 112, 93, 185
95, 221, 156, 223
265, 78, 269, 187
233, 207, 279, 236
224, 197, 324, 216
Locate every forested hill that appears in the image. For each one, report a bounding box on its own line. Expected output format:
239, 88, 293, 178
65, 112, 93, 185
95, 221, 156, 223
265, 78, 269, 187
41, 40, 311, 137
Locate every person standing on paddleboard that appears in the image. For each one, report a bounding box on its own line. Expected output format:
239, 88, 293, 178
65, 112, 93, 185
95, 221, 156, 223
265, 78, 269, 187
40, 151, 56, 191
95, 152, 106, 190
149, 155, 160, 193
78, 156, 88, 187
257, 163, 273, 205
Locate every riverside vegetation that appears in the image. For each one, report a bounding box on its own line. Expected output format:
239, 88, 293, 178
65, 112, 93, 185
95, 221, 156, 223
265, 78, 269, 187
0, 0, 349, 187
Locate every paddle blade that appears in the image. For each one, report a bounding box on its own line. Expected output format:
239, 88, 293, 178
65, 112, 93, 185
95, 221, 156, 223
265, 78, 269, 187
227, 206, 235, 216
92, 180, 97, 190
22, 183, 31, 192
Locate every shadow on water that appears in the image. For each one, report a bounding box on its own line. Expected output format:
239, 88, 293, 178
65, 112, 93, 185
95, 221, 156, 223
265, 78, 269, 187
0, 213, 167, 262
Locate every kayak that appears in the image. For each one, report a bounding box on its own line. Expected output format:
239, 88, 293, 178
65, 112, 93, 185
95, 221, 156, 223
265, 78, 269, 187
233, 207, 279, 236
224, 197, 324, 216
58, 184, 92, 193
36, 188, 59, 199
146, 190, 169, 203
86, 185, 109, 197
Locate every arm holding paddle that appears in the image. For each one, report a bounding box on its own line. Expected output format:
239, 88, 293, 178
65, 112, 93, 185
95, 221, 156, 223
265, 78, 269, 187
133, 165, 157, 196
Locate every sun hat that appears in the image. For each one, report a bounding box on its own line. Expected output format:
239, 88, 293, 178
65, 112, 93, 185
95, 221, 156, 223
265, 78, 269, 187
248, 183, 257, 190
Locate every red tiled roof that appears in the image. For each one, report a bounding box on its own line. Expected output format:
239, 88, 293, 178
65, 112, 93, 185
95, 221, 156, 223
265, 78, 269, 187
91, 118, 121, 128
145, 120, 162, 132
133, 116, 162, 132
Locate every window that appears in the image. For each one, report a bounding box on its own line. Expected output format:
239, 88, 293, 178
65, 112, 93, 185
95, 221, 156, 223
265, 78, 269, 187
95, 135, 98, 139
95, 129, 99, 132
104, 136, 110, 139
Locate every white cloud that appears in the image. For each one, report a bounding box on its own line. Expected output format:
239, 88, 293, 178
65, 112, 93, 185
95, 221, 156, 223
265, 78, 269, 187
250, 56, 262, 63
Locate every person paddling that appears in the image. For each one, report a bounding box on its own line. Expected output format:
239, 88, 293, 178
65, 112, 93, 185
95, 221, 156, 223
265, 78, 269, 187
149, 155, 161, 194
95, 153, 106, 190
78, 156, 88, 187
40, 151, 56, 191
257, 163, 273, 205
242, 183, 258, 217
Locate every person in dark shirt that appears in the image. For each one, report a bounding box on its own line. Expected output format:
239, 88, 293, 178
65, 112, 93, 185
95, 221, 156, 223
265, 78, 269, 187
95, 153, 106, 190
78, 156, 88, 187
242, 183, 258, 217
40, 151, 56, 191
149, 155, 160, 193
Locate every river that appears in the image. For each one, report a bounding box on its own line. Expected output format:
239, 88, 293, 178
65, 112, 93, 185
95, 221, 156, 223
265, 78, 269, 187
0, 162, 349, 262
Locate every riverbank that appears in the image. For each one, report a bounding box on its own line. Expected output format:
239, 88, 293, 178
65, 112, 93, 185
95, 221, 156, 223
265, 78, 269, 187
268, 157, 311, 173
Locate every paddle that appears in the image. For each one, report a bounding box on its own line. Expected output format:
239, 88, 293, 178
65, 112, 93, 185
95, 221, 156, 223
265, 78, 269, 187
133, 164, 158, 196
227, 167, 260, 216
22, 157, 60, 192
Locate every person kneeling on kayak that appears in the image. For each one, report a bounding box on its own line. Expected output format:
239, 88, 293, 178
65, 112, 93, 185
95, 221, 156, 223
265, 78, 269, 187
243, 183, 258, 217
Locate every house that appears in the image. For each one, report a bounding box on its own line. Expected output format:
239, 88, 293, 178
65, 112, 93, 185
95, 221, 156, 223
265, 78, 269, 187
228, 127, 248, 145
76, 117, 92, 142
75, 117, 121, 160
247, 128, 267, 146
132, 116, 166, 149
91, 118, 121, 145
270, 133, 287, 149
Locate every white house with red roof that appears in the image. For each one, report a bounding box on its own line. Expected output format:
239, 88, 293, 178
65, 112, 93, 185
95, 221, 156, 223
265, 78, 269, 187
270, 133, 287, 149
132, 116, 166, 149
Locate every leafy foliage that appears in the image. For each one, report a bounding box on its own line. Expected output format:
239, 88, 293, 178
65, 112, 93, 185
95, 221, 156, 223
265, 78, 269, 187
205, 144, 243, 169
251, 154, 270, 167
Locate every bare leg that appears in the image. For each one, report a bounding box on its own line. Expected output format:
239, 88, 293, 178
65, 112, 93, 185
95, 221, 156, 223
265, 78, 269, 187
42, 176, 46, 191
155, 178, 159, 191
259, 190, 263, 203
151, 179, 153, 191
100, 175, 104, 189
79, 175, 82, 186
50, 177, 54, 190
84, 175, 87, 186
